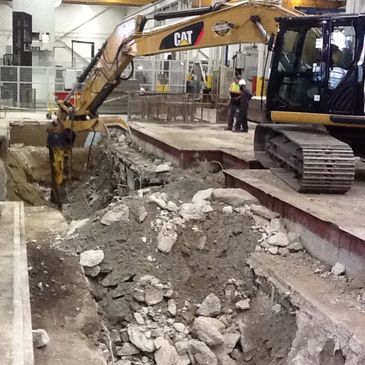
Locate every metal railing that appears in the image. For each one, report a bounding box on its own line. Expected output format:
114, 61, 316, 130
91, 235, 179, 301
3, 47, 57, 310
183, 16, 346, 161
127, 91, 220, 123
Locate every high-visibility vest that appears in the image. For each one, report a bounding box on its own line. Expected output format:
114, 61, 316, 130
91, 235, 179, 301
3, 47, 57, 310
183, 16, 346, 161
229, 82, 240, 94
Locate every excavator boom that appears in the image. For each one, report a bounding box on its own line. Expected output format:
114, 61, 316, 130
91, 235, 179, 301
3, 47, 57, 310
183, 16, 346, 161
74, 1, 300, 120
48, 0, 301, 209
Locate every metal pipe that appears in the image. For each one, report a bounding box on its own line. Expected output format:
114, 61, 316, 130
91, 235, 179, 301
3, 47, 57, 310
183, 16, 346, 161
250, 15, 270, 43
154, 6, 214, 21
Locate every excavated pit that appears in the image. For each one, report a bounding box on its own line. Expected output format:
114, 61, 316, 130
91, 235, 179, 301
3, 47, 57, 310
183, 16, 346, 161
4, 130, 364, 365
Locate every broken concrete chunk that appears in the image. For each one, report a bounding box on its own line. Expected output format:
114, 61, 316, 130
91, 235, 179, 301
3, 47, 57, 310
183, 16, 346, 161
101, 270, 134, 287
188, 340, 218, 365
173, 322, 186, 333
192, 317, 225, 347
110, 329, 121, 344
101, 203, 129, 225
239, 323, 255, 353
235, 299, 250, 311
222, 206, 233, 214
155, 162, 173, 173
168, 299, 177, 316
134, 312, 145, 325
154, 338, 179, 365
118, 134, 126, 143
179, 203, 207, 221
251, 214, 269, 228
175, 340, 189, 356
212, 188, 258, 207
128, 326, 156, 353
267, 232, 289, 247
138, 206, 148, 223
138, 275, 161, 286
266, 218, 285, 235
84, 265, 100, 278
132, 287, 145, 302
66, 218, 89, 238
157, 223, 178, 253
99, 342, 110, 361
249, 205, 278, 220
272, 304, 282, 314
145, 285, 164, 305
80, 249, 104, 268
288, 241, 303, 252
104, 297, 133, 325
166, 201, 179, 212
331, 262, 346, 276
222, 332, 240, 354
32, 328, 50, 348
197, 293, 221, 317
117, 342, 140, 356
267, 246, 279, 255
149, 192, 168, 209
192, 188, 214, 204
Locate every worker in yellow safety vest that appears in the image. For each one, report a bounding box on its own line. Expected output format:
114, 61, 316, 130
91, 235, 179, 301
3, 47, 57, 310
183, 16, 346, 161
226, 75, 241, 131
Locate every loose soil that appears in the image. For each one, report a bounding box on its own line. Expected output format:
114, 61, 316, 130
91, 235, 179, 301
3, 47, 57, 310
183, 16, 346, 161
13, 139, 298, 364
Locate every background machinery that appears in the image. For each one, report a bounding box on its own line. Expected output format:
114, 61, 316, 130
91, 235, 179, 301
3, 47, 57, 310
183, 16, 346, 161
48, 0, 365, 208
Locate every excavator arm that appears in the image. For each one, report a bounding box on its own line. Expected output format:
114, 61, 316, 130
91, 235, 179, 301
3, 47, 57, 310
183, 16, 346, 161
59, 0, 300, 125
48, 0, 300, 209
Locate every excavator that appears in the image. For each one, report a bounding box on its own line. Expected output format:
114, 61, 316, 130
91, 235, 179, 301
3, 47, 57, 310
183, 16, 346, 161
48, 0, 365, 209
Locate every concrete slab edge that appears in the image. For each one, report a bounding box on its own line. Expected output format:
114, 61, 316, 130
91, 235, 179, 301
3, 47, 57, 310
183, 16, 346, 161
19, 202, 34, 365
248, 254, 365, 364
127, 126, 255, 169
224, 170, 365, 278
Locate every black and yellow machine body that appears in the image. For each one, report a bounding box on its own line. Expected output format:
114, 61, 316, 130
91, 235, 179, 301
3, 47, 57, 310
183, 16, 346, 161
48, 1, 365, 208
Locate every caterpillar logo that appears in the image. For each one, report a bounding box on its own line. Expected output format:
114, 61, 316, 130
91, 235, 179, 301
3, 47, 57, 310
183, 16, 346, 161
160, 22, 204, 50
174, 30, 193, 47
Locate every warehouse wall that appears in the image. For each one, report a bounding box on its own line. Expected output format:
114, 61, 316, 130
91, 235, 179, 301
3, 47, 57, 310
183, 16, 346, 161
0, 4, 12, 59
54, 4, 135, 67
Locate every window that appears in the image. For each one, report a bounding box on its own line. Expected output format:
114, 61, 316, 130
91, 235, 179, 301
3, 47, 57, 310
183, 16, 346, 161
329, 24, 356, 90
278, 30, 300, 72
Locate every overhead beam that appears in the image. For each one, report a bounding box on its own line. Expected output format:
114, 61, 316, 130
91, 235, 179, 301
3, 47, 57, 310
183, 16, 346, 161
62, 0, 152, 6
284, 0, 345, 8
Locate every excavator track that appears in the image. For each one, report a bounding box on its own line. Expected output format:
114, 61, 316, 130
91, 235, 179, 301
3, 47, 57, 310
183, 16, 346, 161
254, 125, 355, 194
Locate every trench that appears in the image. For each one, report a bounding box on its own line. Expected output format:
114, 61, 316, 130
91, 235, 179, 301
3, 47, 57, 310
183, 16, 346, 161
2, 130, 355, 365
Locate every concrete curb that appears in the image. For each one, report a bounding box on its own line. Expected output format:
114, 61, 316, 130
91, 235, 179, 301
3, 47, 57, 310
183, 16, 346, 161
0, 202, 33, 365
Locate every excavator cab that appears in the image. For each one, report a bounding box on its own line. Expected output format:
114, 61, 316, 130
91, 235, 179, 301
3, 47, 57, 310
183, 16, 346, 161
254, 14, 365, 194
267, 15, 365, 118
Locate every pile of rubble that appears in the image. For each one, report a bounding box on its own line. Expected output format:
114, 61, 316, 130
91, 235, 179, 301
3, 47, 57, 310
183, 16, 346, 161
81, 250, 265, 365
246, 205, 304, 256
70, 186, 301, 365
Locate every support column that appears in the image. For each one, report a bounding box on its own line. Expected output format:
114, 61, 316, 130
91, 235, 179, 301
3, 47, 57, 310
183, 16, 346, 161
346, 0, 365, 13
256, 44, 267, 97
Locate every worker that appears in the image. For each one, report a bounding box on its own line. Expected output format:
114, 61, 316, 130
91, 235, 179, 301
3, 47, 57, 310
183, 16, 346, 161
234, 79, 252, 133
226, 75, 241, 131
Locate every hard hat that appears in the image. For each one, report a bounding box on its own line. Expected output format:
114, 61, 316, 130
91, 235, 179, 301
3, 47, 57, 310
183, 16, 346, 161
239, 79, 246, 86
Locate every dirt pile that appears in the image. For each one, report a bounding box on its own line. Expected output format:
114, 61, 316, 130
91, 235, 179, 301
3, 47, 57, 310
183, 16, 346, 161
6, 146, 89, 205
54, 146, 298, 365
16, 136, 365, 364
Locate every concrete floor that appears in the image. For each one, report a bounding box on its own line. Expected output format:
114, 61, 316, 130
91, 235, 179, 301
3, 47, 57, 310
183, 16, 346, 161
228, 169, 365, 240
129, 121, 256, 162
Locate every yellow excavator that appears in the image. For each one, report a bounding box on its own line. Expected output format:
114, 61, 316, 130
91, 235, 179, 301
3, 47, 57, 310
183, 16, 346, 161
48, 0, 364, 209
